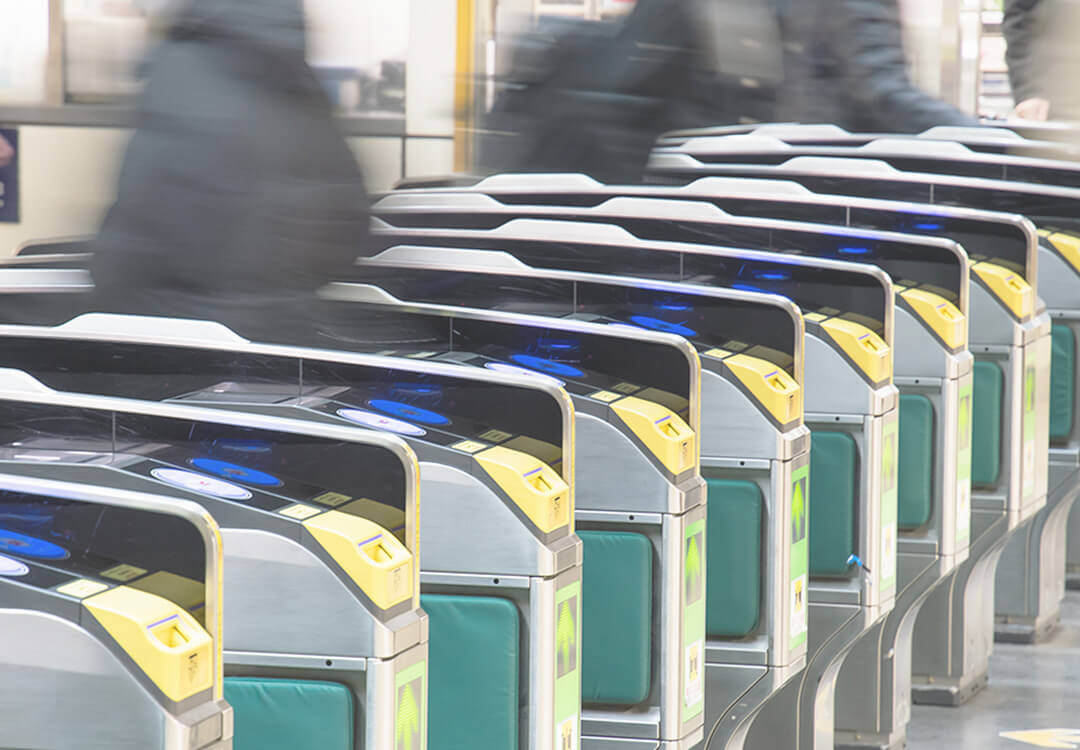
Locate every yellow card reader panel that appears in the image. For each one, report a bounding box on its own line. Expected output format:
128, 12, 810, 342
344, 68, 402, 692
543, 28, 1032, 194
1040, 229, 1080, 275
474, 445, 571, 533
972, 262, 1033, 320
84, 585, 214, 703
724, 353, 802, 425
610, 396, 697, 475
899, 288, 967, 350
820, 317, 892, 385
303, 511, 414, 611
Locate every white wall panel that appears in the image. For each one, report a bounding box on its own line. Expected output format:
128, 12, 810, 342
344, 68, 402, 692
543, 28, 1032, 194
405, 137, 454, 180
0, 125, 128, 256
406, 0, 457, 136
348, 136, 405, 192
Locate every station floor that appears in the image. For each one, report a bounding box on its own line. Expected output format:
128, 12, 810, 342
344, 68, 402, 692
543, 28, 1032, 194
907, 591, 1080, 749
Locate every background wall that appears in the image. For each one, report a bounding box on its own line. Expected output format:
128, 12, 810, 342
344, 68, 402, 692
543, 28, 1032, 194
0, 0, 460, 256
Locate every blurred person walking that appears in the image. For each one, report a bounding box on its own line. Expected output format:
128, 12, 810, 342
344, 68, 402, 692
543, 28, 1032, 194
0, 134, 12, 168
477, 0, 782, 182
777, 0, 979, 132
90, 0, 371, 344
1003, 0, 1051, 119
1002, 0, 1080, 121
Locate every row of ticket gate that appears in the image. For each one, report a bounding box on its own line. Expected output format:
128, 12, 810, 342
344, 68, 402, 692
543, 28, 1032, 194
1, 122, 1079, 750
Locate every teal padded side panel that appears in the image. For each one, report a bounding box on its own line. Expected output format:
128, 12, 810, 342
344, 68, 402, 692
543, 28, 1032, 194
809, 431, 857, 577
898, 394, 935, 530
972, 361, 1004, 487
1051, 325, 1076, 441
422, 594, 519, 750
705, 479, 762, 637
224, 677, 353, 750
579, 530, 652, 705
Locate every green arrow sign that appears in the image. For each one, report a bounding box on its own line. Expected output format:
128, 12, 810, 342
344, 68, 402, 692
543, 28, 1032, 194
685, 533, 702, 603
557, 599, 576, 675
1001, 728, 1080, 748
396, 681, 420, 750
792, 478, 806, 542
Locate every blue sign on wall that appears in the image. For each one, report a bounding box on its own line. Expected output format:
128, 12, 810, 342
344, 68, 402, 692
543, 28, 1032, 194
0, 128, 18, 223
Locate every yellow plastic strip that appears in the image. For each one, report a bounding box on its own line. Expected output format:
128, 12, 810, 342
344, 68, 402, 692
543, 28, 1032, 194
1041, 230, 1080, 275
820, 317, 892, 384
129, 571, 205, 626
84, 586, 213, 702
453, 0, 477, 171
304, 512, 413, 610
899, 288, 967, 350
610, 396, 698, 475
475, 446, 570, 533
724, 353, 803, 424
972, 262, 1033, 320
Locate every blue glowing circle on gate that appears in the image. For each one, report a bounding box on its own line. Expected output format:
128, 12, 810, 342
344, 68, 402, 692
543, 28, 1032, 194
0, 529, 69, 560
368, 400, 451, 426
190, 458, 283, 487
509, 354, 583, 378
628, 315, 697, 338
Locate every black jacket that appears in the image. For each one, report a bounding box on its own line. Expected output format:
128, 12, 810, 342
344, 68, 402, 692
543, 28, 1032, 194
1003, 0, 1045, 104
476, 0, 767, 182
779, 0, 978, 132
90, 0, 370, 344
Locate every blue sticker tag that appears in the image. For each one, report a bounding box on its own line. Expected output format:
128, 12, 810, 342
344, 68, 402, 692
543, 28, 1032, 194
0, 129, 17, 224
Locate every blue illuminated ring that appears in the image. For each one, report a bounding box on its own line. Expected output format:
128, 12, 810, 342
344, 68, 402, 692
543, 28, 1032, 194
190, 458, 282, 487
0, 529, 70, 560
628, 315, 697, 338
509, 354, 583, 378
368, 399, 450, 426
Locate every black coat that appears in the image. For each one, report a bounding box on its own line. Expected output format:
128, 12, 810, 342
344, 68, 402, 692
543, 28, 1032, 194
1003, 0, 1046, 104
476, 0, 766, 182
778, 0, 978, 132
90, 0, 370, 344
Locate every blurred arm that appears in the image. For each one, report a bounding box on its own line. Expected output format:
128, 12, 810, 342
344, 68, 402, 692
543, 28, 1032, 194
1002, 0, 1046, 104
842, 0, 977, 131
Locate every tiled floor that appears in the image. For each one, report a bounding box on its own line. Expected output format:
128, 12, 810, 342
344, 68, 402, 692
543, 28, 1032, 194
907, 592, 1080, 749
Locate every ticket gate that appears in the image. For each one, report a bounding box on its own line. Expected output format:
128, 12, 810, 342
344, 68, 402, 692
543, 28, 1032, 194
645, 153, 1056, 692
653, 123, 1080, 161
1039, 230, 1080, 600
650, 130, 1080, 192
646, 150, 1075, 638
368, 181, 976, 750
0, 314, 579, 750
0, 266, 699, 747
0, 472, 232, 750
318, 277, 806, 750
649, 134, 1080, 628
349, 223, 899, 750
304, 297, 707, 749
0, 373, 425, 750
0, 270, 704, 750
